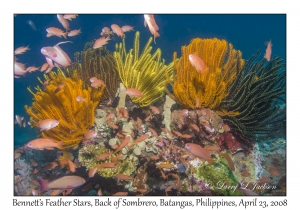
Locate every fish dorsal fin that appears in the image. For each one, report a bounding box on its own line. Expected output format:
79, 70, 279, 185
55, 41, 73, 47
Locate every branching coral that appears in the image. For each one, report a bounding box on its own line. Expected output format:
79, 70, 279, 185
24, 70, 105, 149
114, 31, 174, 107
219, 50, 286, 141
166, 38, 244, 111
68, 44, 120, 101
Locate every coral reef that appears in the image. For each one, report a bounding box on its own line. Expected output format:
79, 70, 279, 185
166, 38, 244, 110
69, 44, 120, 101
219, 51, 286, 141
78, 144, 138, 178
25, 70, 105, 149
114, 31, 174, 107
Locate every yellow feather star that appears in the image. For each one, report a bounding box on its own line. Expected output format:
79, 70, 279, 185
166, 37, 244, 114
25, 70, 105, 149
114, 31, 174, 107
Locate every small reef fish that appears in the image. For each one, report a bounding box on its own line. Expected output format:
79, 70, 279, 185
43, 162, 58, 170
97, 162, 118, 168
264, 39, 272, 61
121, 25, 134, 32
14, 46, 30, 55
133, 134, 149, 144
42, 79, 50, 91
41, 41, 72, 68
111, 24, 124, 38
185, 143, 212, 164
46, 27, 67, 39
26, 66, 39, 73
144, 14, 160, 44
268, 166, 280, 176
115, 136, 131, 153
189, 54, 206, 73
38, 175, 85, 192
26, 138, 63, 150
67, 159, 76, 172
68, 29, 81, 37
112, 192, 128, 196
31, 188, 39, 196
90, 77, 105, 87
93, 36, 111, 49
150, 106, 160, 114
57, 14, 70, 31
219, 152, 235, 171
178, 109, 188, 118
125, 88, 144, 97
76, 96, 87, 102
38, 119, 59, 131
241, 170, 251, 177
14, 62, 28, 78
115, 174, 134, 181
105, 113, 115, 121
15, 115, 24, 127
82, 182, 93, 192
55, 84, 65, 94
84, 130, 97, 141
256, 176, 271, 184
88, 167, 98, 178
40, 63, 49, 72
97, 152, 112, 160
156, 161, 176, 169
63, 14, 78, 20
27, 20, 37, 31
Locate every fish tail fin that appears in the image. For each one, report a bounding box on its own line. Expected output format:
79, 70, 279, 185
56, 141, 64, 150
207, 158, 214, 165
38, 178, 49, 192
83, 98, 88, 103
62, 33, 67, 39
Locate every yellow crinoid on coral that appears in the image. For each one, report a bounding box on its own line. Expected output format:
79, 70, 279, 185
114, 31, 174, 107
24, 70, 105, 149
166, 38, 244, 113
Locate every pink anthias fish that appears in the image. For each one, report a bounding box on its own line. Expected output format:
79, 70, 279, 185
46, 27, 67, 39
189, 54, 206, 73
125, 88, 144, 97
264, 39, 272, 61
63, 14, 78, 20
83, 130, 98, 140
93, 36, 111, 49
41, 41, 72, 68
121, 25, 134, 32
38, 119, 59, 131
90, 77, 105, 87
57, 14, 70, 31
26, 138, 63, 150
185, 143, 213, 164
68, 29, 81, 37
14, 61, 28, 78
14, 45, 30, 55
144, 14, 160, 44
111, 24, 124, 38
38, 175, 85, 192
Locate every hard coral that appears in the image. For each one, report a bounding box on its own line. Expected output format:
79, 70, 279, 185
25, 70, 105, 149
166, 38, 244, 111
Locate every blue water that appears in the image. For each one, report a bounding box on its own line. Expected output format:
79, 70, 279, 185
14, 14, 286, 147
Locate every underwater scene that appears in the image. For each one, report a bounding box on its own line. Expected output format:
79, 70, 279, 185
14, 14, 286, 196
